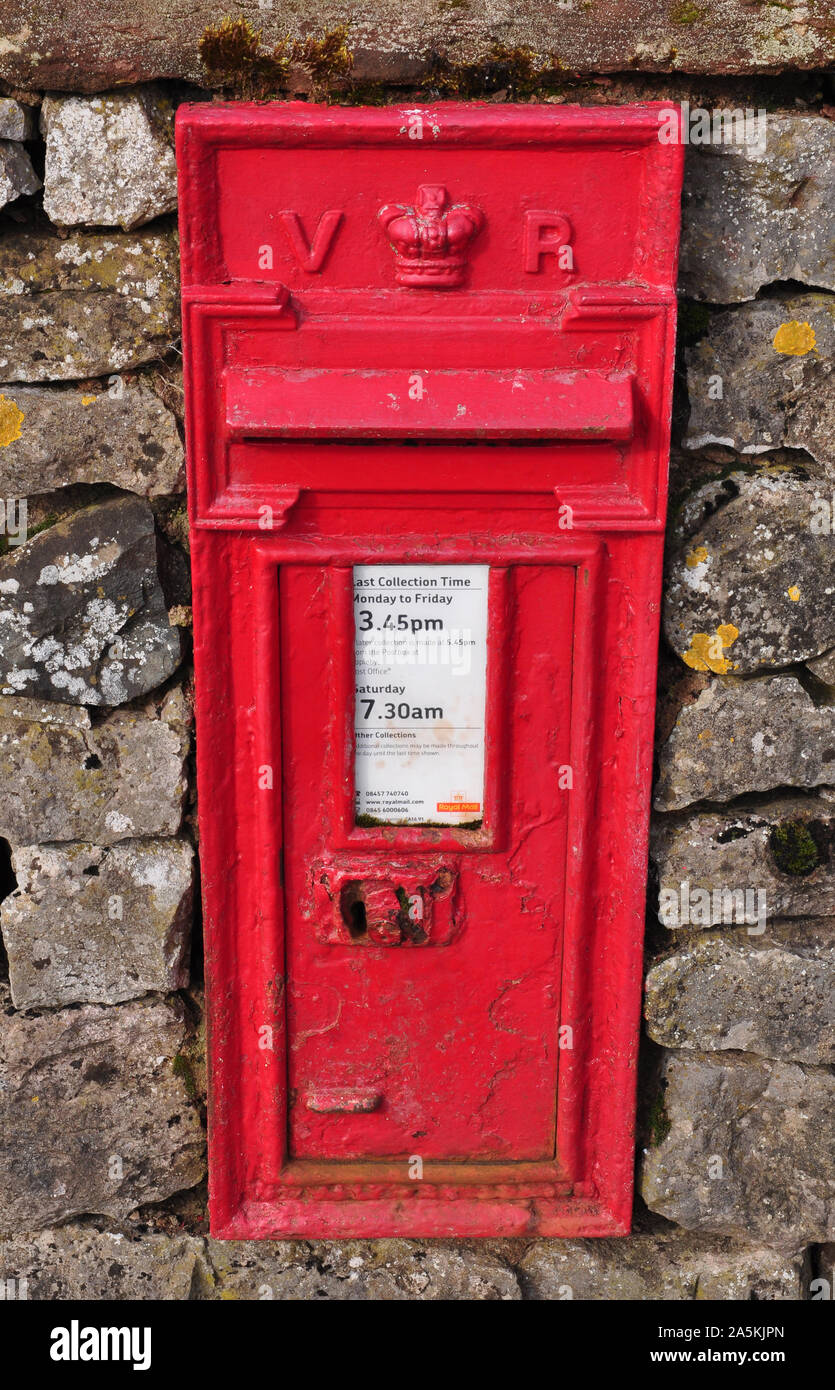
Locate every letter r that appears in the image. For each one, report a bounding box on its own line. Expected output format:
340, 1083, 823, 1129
524, 211, 573, 273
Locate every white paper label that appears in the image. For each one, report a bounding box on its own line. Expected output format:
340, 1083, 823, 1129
353, 564, 489, 826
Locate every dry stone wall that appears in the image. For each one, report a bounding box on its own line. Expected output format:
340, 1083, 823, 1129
0, 15, 833, 1300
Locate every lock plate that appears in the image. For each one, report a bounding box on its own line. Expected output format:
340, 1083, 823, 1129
308, 857, 460, 946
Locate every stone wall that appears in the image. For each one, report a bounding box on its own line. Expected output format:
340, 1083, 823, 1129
0, 11, 833, 1300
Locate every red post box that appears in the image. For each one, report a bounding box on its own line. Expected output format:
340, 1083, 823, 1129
177, 103, 683, 1238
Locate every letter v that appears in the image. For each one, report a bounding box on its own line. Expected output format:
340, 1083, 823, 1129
279, 210, 343, 272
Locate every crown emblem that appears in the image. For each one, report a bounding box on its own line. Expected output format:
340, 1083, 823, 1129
377, 184, 483, 289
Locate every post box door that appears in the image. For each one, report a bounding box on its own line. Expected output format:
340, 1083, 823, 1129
281, 558, 575, 1163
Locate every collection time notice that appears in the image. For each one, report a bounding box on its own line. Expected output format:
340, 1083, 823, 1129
353, 564, 489, 826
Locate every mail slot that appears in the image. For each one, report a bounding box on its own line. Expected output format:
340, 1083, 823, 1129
226, 367, 635, 440
178, 103, 684, 1238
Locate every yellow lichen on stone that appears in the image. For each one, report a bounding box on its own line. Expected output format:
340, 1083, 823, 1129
683, 636, 714, 671
683, 623, 739, 674
772, 320, 816, 356
0, 394, 24, 447
787, 585, 801, 601
686, 544, 708, 568
80, 395, 97, 406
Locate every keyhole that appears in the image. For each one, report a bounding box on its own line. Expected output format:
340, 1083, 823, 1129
340, 883, 371, 939
347, 898, 368, 939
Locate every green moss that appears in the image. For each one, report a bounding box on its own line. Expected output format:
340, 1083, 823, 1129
199, 15, 261, 74
198, 19, 578, 103
290, 26, 353, 84
0, 511, 60, 556
648, 1086, 672, 1147
769, 821, 822, 877
670, 1, 707, 22
198, 15, 287, 97
338, 82, 389, 107
426, 43, 564, 99
27, 512, 59, 540
155, 502, 190, 555
172, 1052, 199, 1102
199, 17, 352, 98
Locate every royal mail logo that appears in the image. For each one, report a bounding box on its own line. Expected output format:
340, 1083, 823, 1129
437, 801, 481, 813
378, 183, 483, 288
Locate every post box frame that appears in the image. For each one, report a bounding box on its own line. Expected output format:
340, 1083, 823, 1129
179, 103, 683, 1238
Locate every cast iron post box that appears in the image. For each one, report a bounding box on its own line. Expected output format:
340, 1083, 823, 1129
177, 104, 683, 1238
